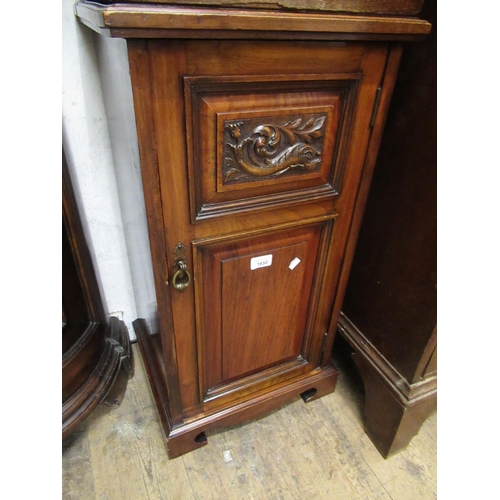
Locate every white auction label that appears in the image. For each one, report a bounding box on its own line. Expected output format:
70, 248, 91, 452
289, 257, 301, 270
250, 254, 273, 270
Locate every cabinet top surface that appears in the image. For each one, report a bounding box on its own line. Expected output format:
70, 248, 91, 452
88, 0, 425, 16
75, 1, 431, 40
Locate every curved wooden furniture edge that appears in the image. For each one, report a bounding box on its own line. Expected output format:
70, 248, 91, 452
75, 2, 431, 39
62, 322, 102, 396
63, 322, 100, 367
133, 318, 338, 459
62, 317, 134, 439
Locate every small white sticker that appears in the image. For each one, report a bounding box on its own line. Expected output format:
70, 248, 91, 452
250, 254, 273, 270
223, 450, 233, 462
289, 257, 301, 270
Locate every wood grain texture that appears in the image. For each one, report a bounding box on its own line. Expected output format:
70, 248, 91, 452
75, 2, 431, 39
196, 223, 325, 401
92, 0, 425, 16
63, 343, 437, 499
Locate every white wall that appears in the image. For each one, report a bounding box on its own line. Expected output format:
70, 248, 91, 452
62, 0, 158, 339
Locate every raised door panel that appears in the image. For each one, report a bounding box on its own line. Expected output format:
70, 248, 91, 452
221, 239, 310, 378
193, 219, 333, 408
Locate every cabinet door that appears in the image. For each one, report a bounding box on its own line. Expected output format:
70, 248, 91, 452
131, 40, 388, 417
194, 218, 333, 410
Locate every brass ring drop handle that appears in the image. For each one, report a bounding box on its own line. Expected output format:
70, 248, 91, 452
171, 259, 191, 292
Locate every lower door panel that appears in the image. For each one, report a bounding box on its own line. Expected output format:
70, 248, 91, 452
193, 217, 335, 408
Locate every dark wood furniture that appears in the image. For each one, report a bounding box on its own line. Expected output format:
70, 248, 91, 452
75, 1, 431, 458
63, 150, 134, 439
335, 0, 436, 458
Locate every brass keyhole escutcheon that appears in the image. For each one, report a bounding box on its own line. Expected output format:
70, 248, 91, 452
171, 243, 191, 292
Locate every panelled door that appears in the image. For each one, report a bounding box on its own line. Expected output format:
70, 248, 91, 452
144, 39, 388, 418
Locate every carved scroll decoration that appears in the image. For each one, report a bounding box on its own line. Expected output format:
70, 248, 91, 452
223, 114, 327, 184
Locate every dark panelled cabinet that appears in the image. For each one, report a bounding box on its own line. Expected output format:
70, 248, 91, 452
336, 0, 437, 458
63, 150, 134, 439
75, 0, 431, 458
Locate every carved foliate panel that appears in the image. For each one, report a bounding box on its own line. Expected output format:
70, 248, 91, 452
184, 74, 360, 222
223, 113, 327, 185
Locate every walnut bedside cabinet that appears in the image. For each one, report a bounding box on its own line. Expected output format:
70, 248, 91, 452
75, 0, 431, 458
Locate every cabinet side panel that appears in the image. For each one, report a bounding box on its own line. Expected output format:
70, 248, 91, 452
127, 40, 183, 422
324, 43, 401, 355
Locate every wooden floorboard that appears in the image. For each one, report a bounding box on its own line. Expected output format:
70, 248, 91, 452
63, 344, 437, 500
